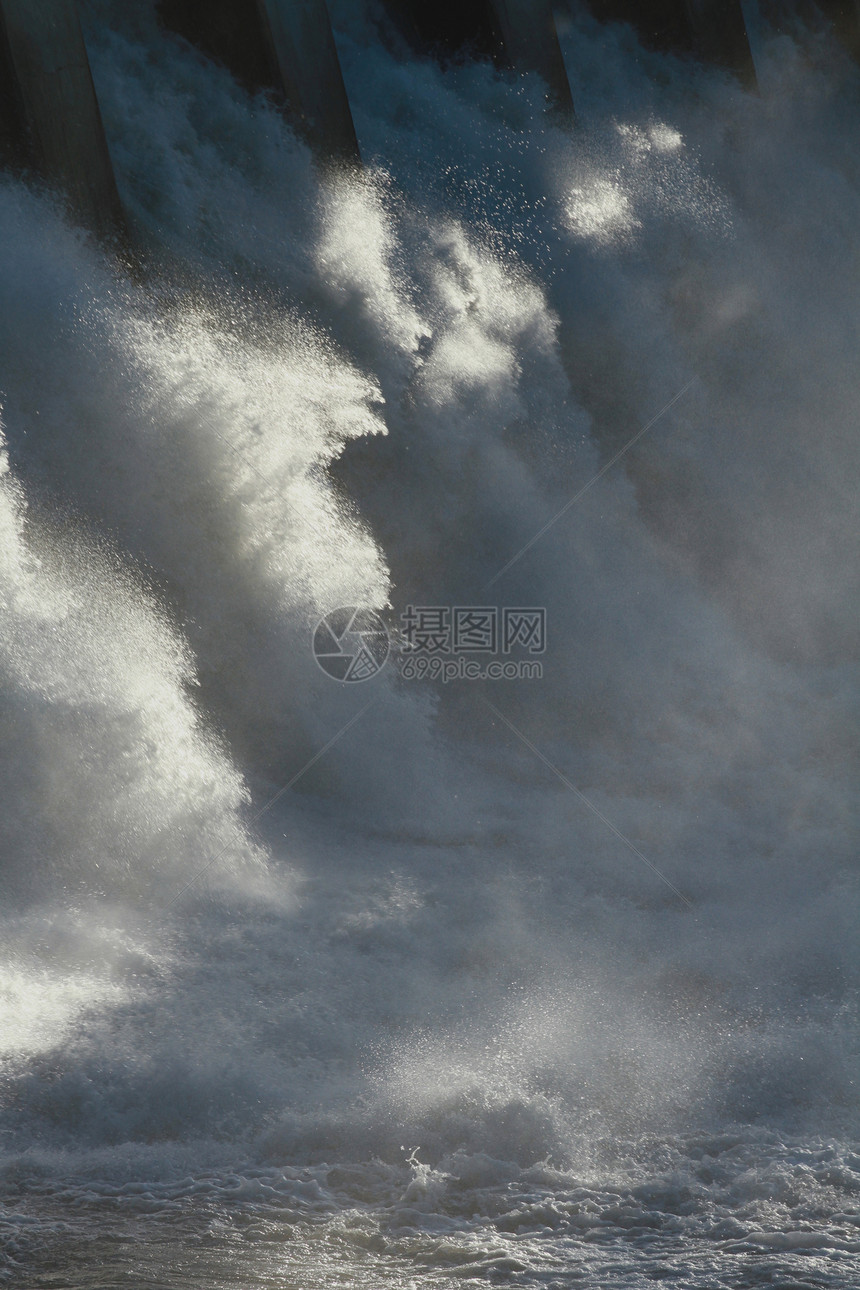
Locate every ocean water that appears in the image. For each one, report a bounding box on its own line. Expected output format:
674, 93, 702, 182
0, 2, 858, 1286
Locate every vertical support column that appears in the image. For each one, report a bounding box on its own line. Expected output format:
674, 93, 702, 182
488, 0, 576, 116
158, 0, 359, 164
0, 0, 123, 237
262, 0, 359, 162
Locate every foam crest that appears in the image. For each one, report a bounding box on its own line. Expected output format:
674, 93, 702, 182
0, 437, 271, 906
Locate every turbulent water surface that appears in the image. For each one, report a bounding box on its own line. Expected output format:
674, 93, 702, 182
1, 2, 859, 1286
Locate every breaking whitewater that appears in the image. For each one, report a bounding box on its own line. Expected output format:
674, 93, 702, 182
1, 2, 858, 1286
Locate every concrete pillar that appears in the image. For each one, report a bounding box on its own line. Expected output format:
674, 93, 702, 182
0, 0, 123, 237
158, 0, 360, 163
264, 0, 359, 161
488, 1, 576, 115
